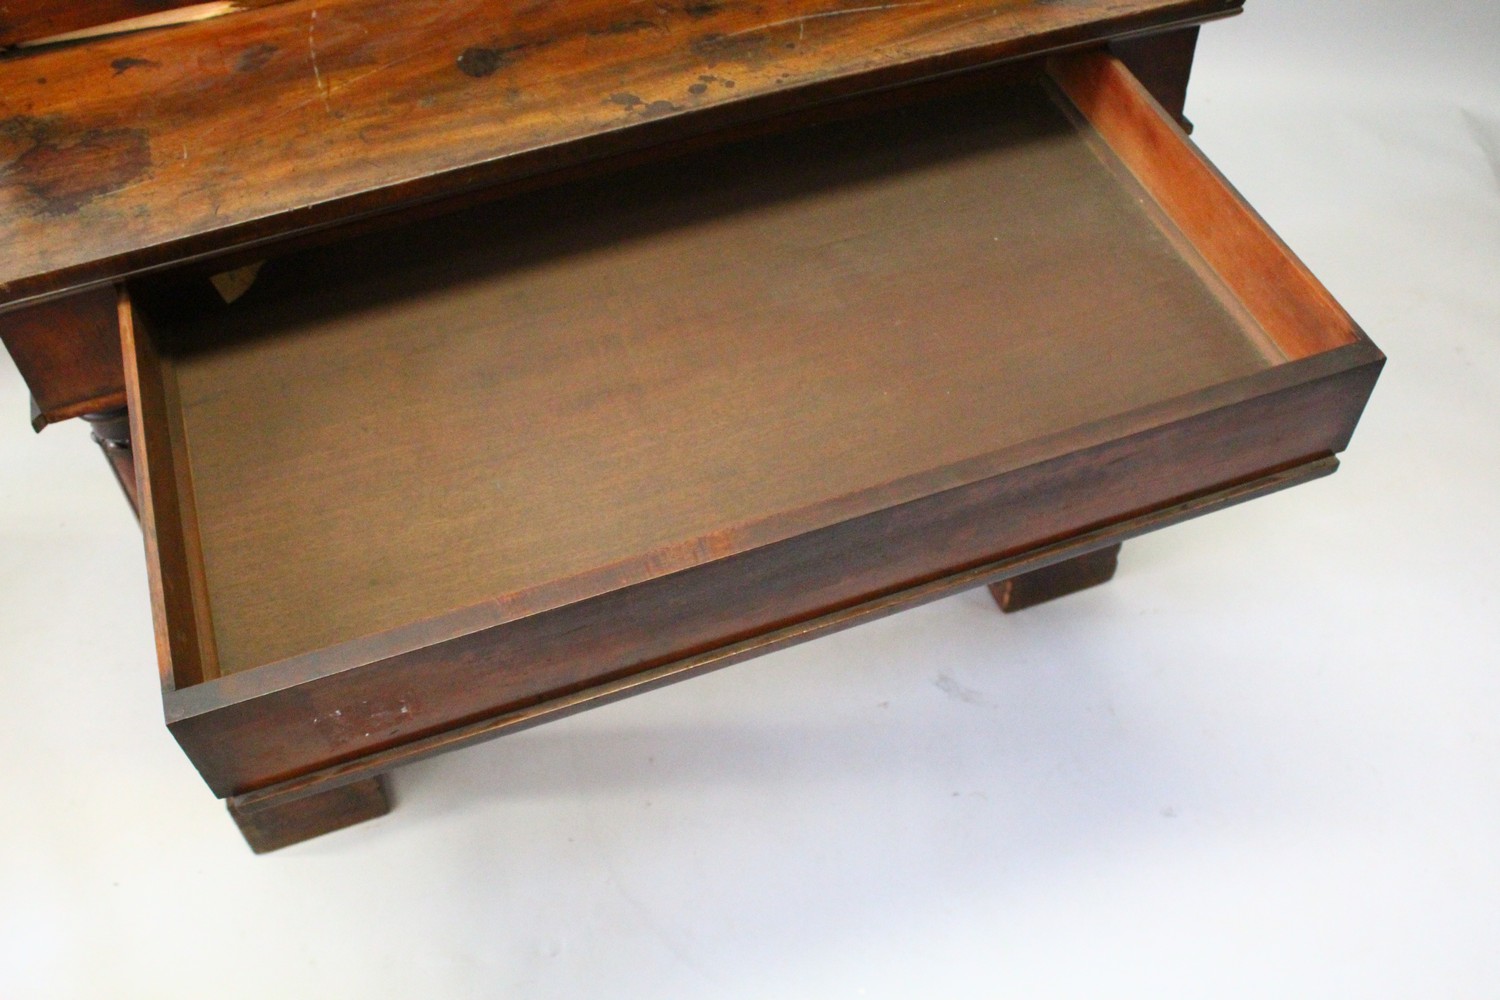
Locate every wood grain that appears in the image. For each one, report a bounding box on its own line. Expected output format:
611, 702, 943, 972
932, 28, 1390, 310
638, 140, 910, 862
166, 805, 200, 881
1050, 48, 1361, 359
148, 78, 1272, 678
0, 0, 1242, 309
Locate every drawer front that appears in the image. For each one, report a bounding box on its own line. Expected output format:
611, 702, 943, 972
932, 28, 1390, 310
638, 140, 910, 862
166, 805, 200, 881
161, 362, 1376, 796
121, 51, 1381, 797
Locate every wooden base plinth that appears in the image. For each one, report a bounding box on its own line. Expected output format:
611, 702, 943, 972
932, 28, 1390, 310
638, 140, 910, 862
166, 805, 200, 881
227, 775, 391, 853
989, 544, 1122, 613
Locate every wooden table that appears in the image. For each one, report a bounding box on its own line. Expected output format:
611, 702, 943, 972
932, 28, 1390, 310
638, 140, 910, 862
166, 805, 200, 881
0, 0, 1381, 851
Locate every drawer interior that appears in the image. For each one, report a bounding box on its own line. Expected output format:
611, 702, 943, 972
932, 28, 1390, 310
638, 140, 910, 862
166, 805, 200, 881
124, 53, 1362, 689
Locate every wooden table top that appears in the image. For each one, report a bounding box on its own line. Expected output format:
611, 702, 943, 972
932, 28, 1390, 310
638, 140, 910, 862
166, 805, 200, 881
0, 0, 1240, 310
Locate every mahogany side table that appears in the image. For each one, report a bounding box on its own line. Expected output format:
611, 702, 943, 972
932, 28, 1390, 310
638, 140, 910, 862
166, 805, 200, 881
0, 0, 1381, 851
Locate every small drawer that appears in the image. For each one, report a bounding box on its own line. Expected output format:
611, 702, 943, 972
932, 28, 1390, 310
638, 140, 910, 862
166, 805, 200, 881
120, 51, 1381, 798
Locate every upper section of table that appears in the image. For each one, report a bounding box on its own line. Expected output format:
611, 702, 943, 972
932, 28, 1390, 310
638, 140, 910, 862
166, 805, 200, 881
0, 0, 1241, 310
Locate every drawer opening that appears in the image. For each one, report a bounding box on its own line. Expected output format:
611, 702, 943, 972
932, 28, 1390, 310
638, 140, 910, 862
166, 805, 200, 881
119, 53, 1378, 790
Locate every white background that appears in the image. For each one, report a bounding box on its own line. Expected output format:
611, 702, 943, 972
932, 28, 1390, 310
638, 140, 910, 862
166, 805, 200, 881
3, 1, 1498, 995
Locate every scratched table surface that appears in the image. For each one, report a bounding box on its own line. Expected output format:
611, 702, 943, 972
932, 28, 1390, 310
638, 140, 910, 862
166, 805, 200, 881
0, 0, 1238, 309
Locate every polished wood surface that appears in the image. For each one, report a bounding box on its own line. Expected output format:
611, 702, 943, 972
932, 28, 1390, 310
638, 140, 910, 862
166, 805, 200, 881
0, 0, 1242, 309
149, 76, 1271, 678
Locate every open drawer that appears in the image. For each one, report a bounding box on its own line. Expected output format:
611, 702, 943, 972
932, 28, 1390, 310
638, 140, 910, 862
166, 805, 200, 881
120, 51, 1380, 841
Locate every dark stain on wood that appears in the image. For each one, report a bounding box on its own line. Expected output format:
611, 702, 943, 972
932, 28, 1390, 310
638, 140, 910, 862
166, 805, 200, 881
692, 30, 769, 61
640, 99, 680, 117
0, 115, 151, 216
236, 43, 278, 72
456, 44, 527, 78
682, 1, 727, 18
587, 18, 657, 36
110, 57, 158, 75
608, 93, 680, 116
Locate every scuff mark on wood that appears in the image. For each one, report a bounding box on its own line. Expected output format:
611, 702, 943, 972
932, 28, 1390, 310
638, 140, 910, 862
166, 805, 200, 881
110, 56, 158, 75
307, 10, 332, 113
236, 42, 277, 72
719, 2, 934, 41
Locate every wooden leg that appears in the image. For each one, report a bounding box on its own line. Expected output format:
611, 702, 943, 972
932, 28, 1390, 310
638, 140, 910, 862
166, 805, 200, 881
1111, 26, 1200, 132
227, 775, 392, 853
80, 406, 138, 517
989, 544, 1122, 614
